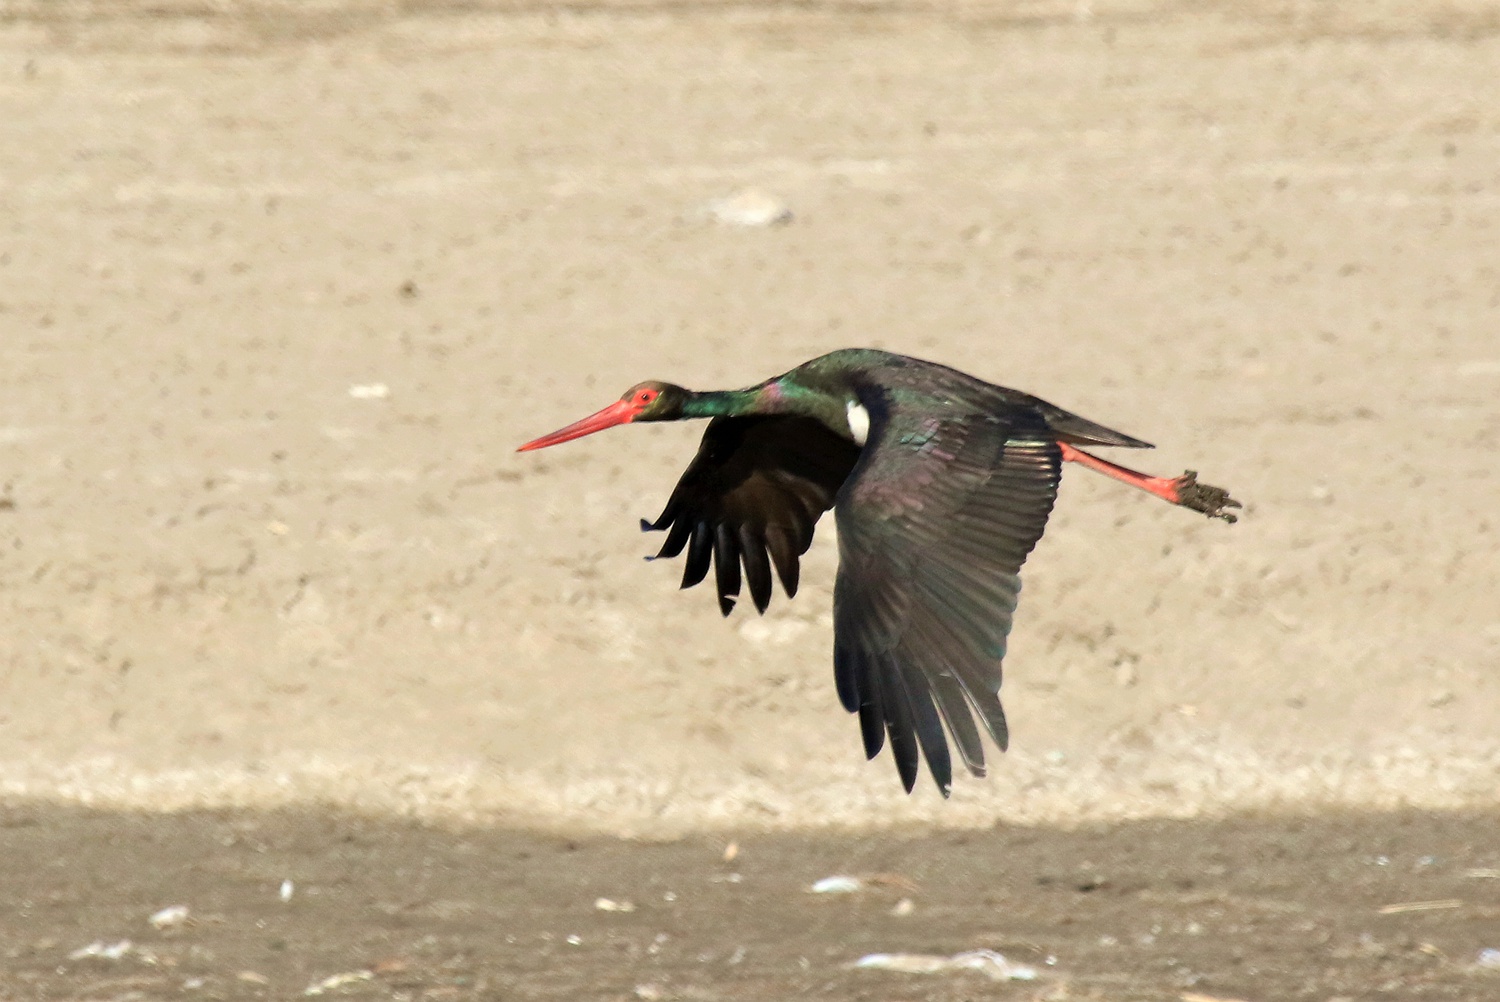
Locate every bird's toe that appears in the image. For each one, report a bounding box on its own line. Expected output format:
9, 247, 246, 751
1172, 471, 1242, 523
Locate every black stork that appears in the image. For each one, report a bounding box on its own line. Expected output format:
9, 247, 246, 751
518, 349, 1240, 796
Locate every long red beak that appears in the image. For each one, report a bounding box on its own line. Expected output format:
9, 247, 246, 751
517, 399, 637, 452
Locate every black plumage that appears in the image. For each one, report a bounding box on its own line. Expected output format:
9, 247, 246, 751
520, 348, 1242, 796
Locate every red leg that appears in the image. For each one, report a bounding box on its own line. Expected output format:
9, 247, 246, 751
1058, 442, 1242, 522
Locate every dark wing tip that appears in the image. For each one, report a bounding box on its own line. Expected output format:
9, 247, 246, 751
883, 683, 923, 795
894, 741, 918, 792
858, 700, 884, 761
739, 527, 774, 615
681, 523, 712, 589
833, 646, 860, 715
763, 525, 802, 600
712, 525, 742, 615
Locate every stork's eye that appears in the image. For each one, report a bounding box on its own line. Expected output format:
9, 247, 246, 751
638, 390, 657, 404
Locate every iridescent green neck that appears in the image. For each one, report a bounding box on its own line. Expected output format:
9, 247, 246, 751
681, 386, 779, 419
681, 379, 852, 439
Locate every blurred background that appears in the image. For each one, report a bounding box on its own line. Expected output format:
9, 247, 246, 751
1, 0, 1498, 833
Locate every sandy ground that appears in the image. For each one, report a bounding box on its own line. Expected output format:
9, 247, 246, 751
4, 4, 1500, 1001
2, 2, 1499, 835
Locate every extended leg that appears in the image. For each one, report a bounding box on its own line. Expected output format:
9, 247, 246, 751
1058, 442, 1242, 523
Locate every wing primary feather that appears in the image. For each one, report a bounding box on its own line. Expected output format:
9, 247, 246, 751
858, 656, 885, 761
900, 615, 995, 775
880, 657, 922, 794
764, 525, 800, 597
738, 526, 773, 614
924, 635, 1011, 755
639, 505, 673, 532
978, 698, 1009, 753
712, 524, 741, 616
929, 672, 987, 777
893, 660, 953, 796
650, 518, 692, 560
682, 522, 712, 589
833, 640, 861, 714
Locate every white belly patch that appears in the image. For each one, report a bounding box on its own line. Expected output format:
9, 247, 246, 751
845, 400, 871, 446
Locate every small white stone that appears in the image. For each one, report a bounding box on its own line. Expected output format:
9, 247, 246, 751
304, 970, 372, 996
594, 897, 636, 913
810, 875, 864, 894
704, 189, 792, 227
149, 905, 190, 930
68, 939, 133, 961
348, 383, 390, 400
853, 950, 1036, 981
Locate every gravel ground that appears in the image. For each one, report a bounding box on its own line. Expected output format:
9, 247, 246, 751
4, 805, 1500, 1001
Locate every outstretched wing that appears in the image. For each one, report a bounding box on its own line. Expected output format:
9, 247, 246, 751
833, 401, 1061, 796
642, 415, 862, 615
